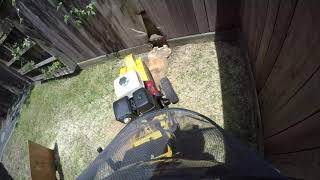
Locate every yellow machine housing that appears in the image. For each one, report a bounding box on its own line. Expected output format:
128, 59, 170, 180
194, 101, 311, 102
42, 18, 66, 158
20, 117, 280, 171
119, 54, 150, 81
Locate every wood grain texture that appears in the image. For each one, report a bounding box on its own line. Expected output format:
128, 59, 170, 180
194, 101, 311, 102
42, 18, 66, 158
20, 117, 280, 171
204, 0, 217, 32
140, 0, 200, 38
215, 0, 240, 31
256, 0, 297, 92
245, 0, 269, 64
140, 0, 239, 38
165, 0, 190, 37
192, 0, 209, 33
263, 68, 320, 138
260, 0, 320, 136
269, 148, 320, 180
29, 141, 56, 180
265, 111, 320, 154
176, 0, 199, 34
254, 0, 280, 91
240, 1, 320, 178
15, 0, 148, 67
240, 0, 250, 53
139, 0, 177, 38
8, 0, 241, 67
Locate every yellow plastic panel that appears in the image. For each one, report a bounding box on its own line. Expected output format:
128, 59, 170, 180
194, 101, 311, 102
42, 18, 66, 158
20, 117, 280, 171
133, 130, 162, 147
135, 57, 149, 81
119, 67, 128, 76
124, 54, 136, 71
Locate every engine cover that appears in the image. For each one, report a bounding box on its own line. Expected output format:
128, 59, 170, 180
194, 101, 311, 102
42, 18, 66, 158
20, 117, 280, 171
133, 88, 159, 114
113, 96, 135, 123
114, 71, 144, 99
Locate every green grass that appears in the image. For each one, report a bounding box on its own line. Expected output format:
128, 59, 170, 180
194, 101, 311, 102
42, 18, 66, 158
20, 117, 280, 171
167, 41, 257, 147
2, 41, 257, 179
2, 58, 125, 179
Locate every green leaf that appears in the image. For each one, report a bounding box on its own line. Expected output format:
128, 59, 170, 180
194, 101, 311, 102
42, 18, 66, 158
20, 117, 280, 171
74, 20, 82, 27
64, 15, 70, 24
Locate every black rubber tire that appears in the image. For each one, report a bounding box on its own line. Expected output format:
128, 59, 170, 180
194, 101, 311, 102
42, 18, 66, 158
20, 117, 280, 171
160, 77, 179, 104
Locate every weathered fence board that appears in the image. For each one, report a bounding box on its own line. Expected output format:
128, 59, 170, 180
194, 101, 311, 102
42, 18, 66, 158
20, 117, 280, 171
192, 0, 209, 33
2, 0, 241, 69
241, 0, 320, 178
256, 0, 297, 91
15, 0, 149, 68
254, 0, 280, 90
269, 148, 320, 179
205, 0, 217, 32
260, 0, 320, 134
140, 0, 239, 38
265, 111, 320, 154
0, 62, 30, 120
264, 68, 320, 138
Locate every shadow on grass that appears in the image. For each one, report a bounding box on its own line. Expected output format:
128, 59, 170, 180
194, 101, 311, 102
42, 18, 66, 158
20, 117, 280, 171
215, 41, 258, 149
209, 1, 276, 177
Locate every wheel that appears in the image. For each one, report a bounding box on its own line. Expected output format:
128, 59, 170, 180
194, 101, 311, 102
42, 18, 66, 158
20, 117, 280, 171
160, 77, 179, 104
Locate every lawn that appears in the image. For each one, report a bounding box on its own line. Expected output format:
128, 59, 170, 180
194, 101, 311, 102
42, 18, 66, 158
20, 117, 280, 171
2, 40, 258, 179
2, 58, 125, 179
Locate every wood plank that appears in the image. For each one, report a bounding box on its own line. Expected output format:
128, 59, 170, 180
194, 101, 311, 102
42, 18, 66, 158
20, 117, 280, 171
252, 0, 269, 64
20, 56, 56, 75
28, 141, 56, 180
246, 0, 268, 64
164, 0, 190, 37
0, 62, 32, 85
240, 0, 250, 53
0, 33, 9, 46
263, 67, 320, 138
14, 0, 148, 69
95, 0, 148, 48
117, 43, 152, 56
254, 0, 280, 91
2, 44, 12, 52
167, 31, 237, 47
245, 0, 256, 62
13, 21, 78, 70
265, 111, 320, 154
0, 80, 23, 95
31, 67, 74, 82
34, 56, 56, 69
269, 148, 320, 179
215, 0, 241, 31
0, 26, 12, 45
177, 0, 199, 35
77, 44, 153, 69
0, 58, 6, 64
139, 0, 177, 38
204, 0, 217, 32
77, 55, 108, 69
6, 42, 35, 66
260, 1, 320, 134
192, 0, 209, 33
256, 0, 297, 92
18, 1, 94, 60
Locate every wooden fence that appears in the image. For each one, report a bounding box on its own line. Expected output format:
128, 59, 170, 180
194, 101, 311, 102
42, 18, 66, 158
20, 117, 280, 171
12, 0, 240, 69
0, 63, 31, 125
240, 0, 320, 179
